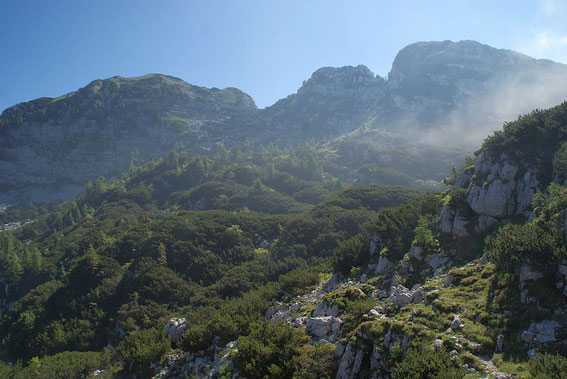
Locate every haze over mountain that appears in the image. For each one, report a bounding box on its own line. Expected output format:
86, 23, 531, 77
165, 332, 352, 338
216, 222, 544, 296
2, 40, 567, 204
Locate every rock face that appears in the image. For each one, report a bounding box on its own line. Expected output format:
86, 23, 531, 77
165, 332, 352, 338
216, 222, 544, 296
306, 316, 343, 340
442, 152, 543, 237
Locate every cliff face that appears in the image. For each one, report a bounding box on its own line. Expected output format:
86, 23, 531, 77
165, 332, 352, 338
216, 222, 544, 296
3, 40, 567, 204
440, 153, 542, 237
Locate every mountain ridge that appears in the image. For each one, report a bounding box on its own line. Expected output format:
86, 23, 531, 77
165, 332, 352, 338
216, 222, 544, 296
2, 39, 567, 204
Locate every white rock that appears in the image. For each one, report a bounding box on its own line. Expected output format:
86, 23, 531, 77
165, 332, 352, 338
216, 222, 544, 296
306, 316, 341, 337
434, 339, 444, 351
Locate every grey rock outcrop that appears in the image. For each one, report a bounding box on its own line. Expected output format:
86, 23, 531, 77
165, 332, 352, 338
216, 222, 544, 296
313, 300, 340, 317
336, 344, 364, 379
306, 316, 342, 340
375, 255, 394, 275
389, 284, 424, 307
520, 320, 560, 344
442, 152, 542, 237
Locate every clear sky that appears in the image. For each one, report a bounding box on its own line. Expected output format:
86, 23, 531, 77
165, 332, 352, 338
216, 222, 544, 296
1, 0, 567, 111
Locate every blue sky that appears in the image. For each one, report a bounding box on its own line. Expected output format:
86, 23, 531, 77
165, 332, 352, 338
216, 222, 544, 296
1, 0, 567, 111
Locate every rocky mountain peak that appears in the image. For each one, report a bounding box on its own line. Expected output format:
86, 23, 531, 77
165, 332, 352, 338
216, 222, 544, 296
298, 64, 385, 97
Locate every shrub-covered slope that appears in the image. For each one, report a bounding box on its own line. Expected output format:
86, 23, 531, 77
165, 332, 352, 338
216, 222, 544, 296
2, 104, 567, 377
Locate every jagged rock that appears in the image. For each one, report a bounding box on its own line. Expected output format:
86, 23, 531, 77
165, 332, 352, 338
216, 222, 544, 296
528, 348, 537, 359
336, 344, 355, 379
335, 342, 345, 357
369, 234, 383, 255
266, 302, 292, 323
521, 320, 560, 344
360, 274, 368, 283
375, 255, 393, 275
400, 259, 414, 274
314, 301, 340, 317
434, 339, 444, 351
350, 349, 364, 378
409, 245, 423, 260
389, 285, 413, 307
451, 315, 462, 330
164, 317, 187, 342
443, 275, 454, 287
369, 344, 385, 377
265, 302, 286, 319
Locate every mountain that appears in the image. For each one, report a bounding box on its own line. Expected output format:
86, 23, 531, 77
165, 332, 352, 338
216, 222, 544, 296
2, 40, 567, 204
2, 102, 567, 377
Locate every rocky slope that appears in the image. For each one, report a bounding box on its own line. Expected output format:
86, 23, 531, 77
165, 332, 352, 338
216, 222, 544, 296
3, 40, 567, 204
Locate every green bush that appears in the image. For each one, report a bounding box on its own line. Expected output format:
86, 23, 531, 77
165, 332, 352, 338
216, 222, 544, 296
232, 322, 302, 379
528, 353, 567, 378
114, 328, 170, 375
392, 346, 461, 379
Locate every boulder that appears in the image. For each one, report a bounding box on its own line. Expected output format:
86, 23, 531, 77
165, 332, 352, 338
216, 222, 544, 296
520, 320, 560, 344
306, 316, 342, 338
455, 170, 473, 188
389, 284, 424, 307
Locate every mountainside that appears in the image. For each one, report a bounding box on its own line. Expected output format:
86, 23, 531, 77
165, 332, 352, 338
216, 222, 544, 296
1, 103, 567, 377
2, 40, 567, 204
